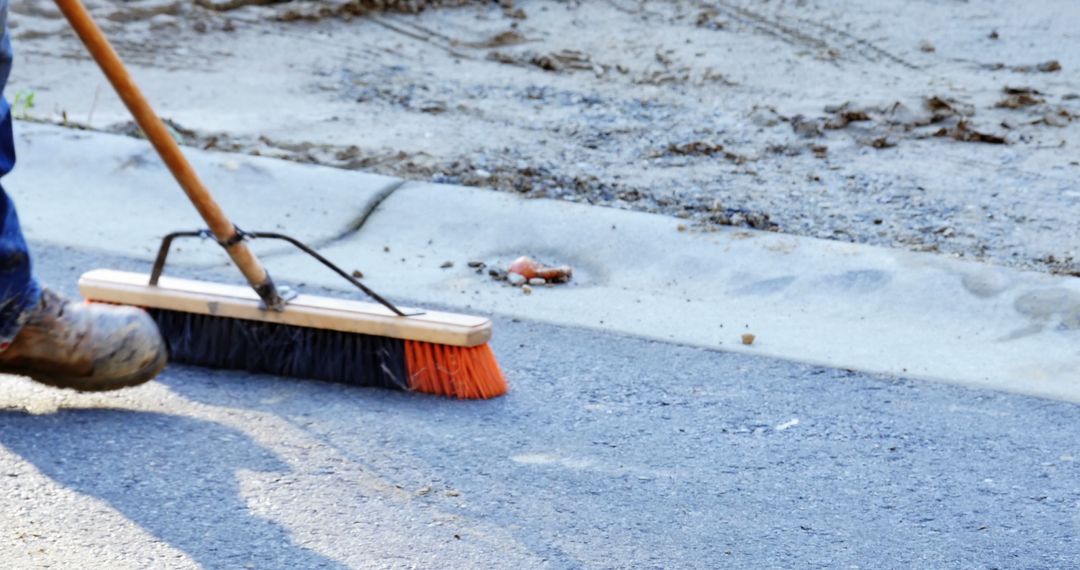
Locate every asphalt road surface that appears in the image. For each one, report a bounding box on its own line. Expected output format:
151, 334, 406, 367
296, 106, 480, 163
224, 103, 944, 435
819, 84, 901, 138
0, 242, 1076, 569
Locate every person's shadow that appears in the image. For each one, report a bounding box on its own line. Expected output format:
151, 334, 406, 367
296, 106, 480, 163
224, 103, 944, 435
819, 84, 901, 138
0, 407, 345, 569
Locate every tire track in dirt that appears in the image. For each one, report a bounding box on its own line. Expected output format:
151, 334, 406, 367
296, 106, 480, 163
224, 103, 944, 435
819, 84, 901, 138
700, 0, 918, 70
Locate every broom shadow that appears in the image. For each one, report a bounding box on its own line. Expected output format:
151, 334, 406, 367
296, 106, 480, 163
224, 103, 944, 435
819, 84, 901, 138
0, 407, 346, 569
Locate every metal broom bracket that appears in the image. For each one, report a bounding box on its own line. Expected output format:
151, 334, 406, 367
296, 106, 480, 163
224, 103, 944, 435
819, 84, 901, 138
149, 229, 420, 317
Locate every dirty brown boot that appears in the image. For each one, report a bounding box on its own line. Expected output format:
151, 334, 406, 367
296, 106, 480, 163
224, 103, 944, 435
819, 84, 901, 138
0, 288, 167, 391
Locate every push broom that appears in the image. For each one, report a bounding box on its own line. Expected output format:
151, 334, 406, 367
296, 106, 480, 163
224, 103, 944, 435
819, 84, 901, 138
53, 0, 507, 399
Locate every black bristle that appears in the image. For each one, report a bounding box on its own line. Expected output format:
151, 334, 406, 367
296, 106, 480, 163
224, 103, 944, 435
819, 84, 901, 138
150, 309, 410, 390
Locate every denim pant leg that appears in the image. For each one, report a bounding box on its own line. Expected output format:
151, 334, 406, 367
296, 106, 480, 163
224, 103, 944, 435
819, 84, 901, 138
0, 3, 43, 345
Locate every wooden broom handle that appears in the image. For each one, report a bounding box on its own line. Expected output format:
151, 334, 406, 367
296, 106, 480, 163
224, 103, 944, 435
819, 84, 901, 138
53, 0, 286, 309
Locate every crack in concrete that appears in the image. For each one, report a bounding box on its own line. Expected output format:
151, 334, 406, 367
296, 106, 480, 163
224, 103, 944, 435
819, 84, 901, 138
266, 177, 409, 257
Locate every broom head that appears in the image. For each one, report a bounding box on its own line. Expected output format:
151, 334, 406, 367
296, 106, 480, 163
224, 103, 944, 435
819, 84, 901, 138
78, 269, 507, 399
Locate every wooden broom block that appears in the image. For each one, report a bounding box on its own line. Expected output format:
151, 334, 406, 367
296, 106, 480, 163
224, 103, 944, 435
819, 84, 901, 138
78, 269, 493, 347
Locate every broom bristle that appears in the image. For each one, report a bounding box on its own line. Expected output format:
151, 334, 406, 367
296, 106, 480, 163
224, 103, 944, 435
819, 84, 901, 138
149, 308, 507, 399
405, 340, 507, 399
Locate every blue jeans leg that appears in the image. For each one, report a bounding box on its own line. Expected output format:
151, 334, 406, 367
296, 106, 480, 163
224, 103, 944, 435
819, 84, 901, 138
0, 5, 42, 345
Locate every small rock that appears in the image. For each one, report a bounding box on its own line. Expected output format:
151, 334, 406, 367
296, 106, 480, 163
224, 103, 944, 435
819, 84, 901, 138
522, 284, 533, 295
919, 40, 935, 53
351, 269, 364, 279
440, 261, 454, 269
1037, 60, 1062, 73
791, 115, 824, 138
741, 333, 756, 346
507, 272, 526, 286
529, 277, 546, 286
467, 260, 486, 268
869, 136, 896, 149
489, 268, 508, 281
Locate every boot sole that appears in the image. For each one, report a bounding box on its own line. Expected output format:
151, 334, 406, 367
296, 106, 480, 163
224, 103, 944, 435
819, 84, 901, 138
2, 350, 168, 392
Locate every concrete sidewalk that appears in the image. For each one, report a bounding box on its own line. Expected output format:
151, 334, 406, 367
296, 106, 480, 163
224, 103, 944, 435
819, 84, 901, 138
10, 122, 1080, 403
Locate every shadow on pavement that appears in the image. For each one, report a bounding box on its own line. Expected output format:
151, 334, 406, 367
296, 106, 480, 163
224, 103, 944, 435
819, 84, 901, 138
0, 407, 345, 569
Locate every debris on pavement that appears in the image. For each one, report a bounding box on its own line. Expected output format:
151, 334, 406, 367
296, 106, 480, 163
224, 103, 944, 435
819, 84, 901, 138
741, 333, 756, 346
501, 256, 573, 289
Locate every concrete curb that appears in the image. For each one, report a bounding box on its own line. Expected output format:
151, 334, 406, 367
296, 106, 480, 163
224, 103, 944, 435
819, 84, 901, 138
7, 122, 401, 265
11, 123, 1080, 403
273, 181, 1080, 404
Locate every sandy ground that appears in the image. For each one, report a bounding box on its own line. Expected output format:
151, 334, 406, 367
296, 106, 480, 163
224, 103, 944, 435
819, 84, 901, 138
7, 0, 1080, 274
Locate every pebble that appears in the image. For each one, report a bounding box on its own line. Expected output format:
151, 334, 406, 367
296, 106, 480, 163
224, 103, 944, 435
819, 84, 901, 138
522, 284, 533, 295
741, 333, 756, 346
508, 272, 527, 286
529, 277, 546, 286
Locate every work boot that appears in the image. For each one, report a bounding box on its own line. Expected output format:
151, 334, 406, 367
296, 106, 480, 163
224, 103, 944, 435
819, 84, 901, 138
0, 288, 166, 391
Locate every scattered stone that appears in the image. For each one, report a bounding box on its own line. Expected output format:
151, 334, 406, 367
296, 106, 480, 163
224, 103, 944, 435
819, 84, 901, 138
507, 272, 527, 286
996, 93, 1044, 109
919, 40, 935, 53
522, 284, 533, 295
1037, 60, 1062, 73
462, 29, 528, 49
351, 269, 364, 279
989, 30, 999, 40
440, 261, 454, 269
661, 141, 744, 163
467, 260, 486, 268
489, 267, 508, 281
741, 333, 756, 346
932, 120, 1007, 144
926, 96, 975, 118
990, 60, 1063, 73
529, 277, 546, 286
868, 136, 896, 149
823, 103, 873, 129
790, 115, 824, 138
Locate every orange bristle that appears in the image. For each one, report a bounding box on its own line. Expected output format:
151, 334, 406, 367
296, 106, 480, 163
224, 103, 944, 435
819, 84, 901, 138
405, 341, 508, 399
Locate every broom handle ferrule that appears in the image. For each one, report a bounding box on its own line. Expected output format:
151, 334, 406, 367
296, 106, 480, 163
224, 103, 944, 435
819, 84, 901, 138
53, 0, 286, 311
